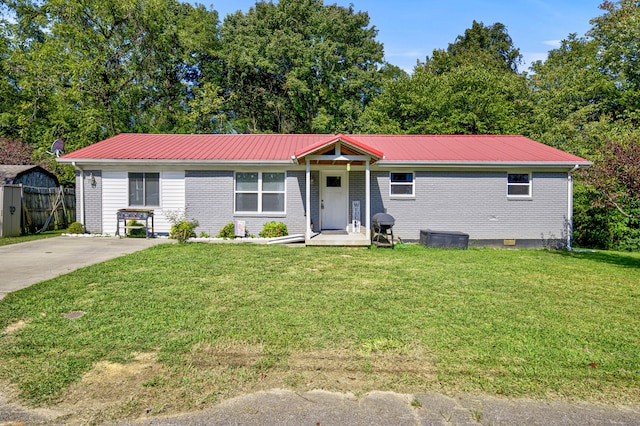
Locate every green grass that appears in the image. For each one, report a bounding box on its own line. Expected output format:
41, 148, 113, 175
0, 229, 67, 246
0, 244, 638, 417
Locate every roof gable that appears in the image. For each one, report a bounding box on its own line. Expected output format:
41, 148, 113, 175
293, 134, 384, 160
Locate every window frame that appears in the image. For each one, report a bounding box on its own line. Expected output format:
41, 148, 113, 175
507, 172, 532, 199
389, 171, 415, 198
128, 172, 160, 207
234, 171, 286, 214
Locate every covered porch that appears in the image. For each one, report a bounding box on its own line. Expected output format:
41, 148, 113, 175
291, 134, 383, 246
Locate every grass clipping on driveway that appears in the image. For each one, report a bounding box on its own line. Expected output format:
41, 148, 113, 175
0, 244, 639, 422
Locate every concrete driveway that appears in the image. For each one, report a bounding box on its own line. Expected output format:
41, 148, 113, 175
0, 236, 169, 299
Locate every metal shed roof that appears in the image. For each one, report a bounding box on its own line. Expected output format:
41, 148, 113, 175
0, 165, 59, 186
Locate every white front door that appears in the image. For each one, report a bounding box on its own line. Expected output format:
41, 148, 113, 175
321, 171, 348, 230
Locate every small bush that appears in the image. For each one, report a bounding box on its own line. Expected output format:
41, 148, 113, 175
127, 220, 146, 238
68, 222, 84, 234
217, 222, 235, 239
259, 221, 288, 238
170, 219, 198, 243
199, 231, 210, 238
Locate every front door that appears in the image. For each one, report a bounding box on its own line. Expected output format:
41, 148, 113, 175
321, 171, 348, 230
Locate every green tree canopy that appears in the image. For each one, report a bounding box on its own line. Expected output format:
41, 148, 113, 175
528, 34, 617, 157
218, 0, 385, 134
588, 0, 640, 120
421, 20, 523, 74
358, 64, 532, 134
1, 0, 220, 153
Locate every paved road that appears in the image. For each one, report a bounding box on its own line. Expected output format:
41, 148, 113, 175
3, 389, 639, 425
124, 389, 640, 426
0, 236, 169, 299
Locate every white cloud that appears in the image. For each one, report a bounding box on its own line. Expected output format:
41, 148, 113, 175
543, 39, 562, 48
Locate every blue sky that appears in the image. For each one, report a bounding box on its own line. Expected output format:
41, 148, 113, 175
200, 0, 604, 72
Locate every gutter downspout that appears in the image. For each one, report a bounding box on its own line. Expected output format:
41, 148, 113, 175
567, 165, 580, 251
72, 162, 85, 227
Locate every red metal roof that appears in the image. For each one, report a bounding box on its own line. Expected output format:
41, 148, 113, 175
59, 133, 590, 165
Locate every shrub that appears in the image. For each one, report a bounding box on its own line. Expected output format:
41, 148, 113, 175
68, 222, 84, 234
259, 221, 288, 238
217, 222, 235, 239
164, 209, 198, 243
127, 220, 146, 238
199, 231, 210, 238
170, 219, 198, 243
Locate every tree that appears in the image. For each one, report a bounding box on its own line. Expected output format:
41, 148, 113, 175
528, 34, 617, 157
359, 63, 532, 134
526, 1, 640, 250
421, 21, 523, 74
588, 0, 640, 117
1, 0, 220, 153
585, 138, 640, 218
0, 137, 37, 165
575, 137, 640, 250
219, 0, 385, 133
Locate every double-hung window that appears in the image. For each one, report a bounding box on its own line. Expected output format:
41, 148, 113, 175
390, 172, 415, 197
507, 173, 531, 198
235, 172, 285, 213
128, 172, 159, 206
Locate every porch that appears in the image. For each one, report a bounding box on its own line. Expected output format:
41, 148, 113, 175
305, 230, 371, 247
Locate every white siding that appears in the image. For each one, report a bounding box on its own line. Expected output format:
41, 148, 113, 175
102, 171, 185, 235
102, 171, 128, 235
156, 171, 185, 233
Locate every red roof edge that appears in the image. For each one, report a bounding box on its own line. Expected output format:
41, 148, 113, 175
293, 134, 384, 159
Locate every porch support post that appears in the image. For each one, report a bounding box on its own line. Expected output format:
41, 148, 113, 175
306, 160, 312, 239
365, 160, 371, 240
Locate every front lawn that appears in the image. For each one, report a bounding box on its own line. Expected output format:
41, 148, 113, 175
0, 229, 67, 247
0, 244, 638, 422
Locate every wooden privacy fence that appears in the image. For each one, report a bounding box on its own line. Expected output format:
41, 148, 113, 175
22, 186, 75, 233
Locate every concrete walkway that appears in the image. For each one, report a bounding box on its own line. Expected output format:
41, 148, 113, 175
0, 236, 169, 299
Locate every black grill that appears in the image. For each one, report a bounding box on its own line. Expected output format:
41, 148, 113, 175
371, 213, 395, 248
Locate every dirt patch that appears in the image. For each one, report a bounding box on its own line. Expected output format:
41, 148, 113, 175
2, 320, 28, 335
189, 341, 264, 368
62, 311, 85, 319
4, 344, 438, 424
55, 352, 166, 424
280, 348, 438, 394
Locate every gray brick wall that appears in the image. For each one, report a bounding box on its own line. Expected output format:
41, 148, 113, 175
185, 170, 233, 236
373, 170, 569, 244
76, 169, 102, 233
185, 170, 311, 237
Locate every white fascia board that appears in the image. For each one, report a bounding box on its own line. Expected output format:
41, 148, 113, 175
374, 160, 592, 169
57, 159, 295, 167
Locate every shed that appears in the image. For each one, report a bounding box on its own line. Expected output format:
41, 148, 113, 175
0, 165, 74, 234
0, 165, 59, 187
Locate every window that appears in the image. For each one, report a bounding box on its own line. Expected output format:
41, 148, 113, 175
326, 176, 341, 187
128, 173, 159, 206
235, 172, 285, 213
507, 173, 531, 197
390, 172, 414, 197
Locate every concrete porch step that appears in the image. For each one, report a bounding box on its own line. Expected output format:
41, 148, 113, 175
305, 232, 371, 247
